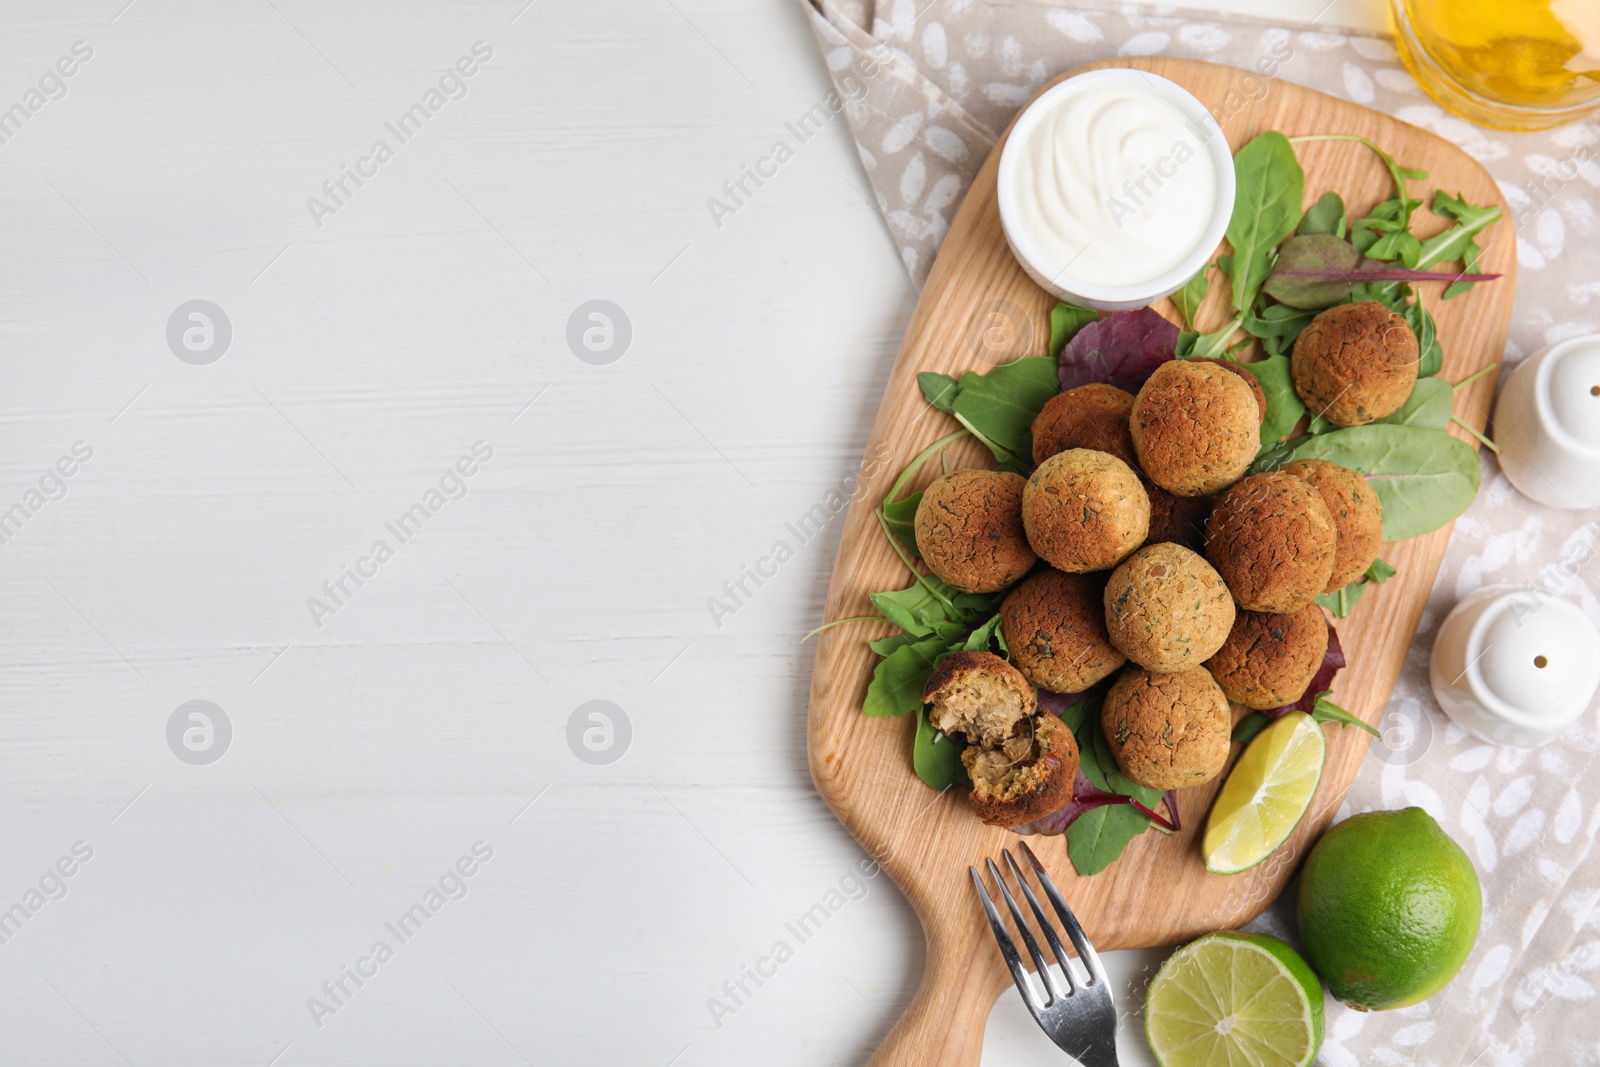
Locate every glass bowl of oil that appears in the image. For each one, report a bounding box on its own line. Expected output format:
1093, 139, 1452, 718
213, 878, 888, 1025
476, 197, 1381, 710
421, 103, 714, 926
1391, 0, 1600, 131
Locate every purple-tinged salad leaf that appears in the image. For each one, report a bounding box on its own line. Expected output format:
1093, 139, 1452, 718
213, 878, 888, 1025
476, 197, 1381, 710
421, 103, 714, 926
1058, 307, 1179, 393
1263, 233, 1499, 309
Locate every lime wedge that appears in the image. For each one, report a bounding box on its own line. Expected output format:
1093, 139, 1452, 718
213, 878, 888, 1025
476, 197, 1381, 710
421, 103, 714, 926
1144, 932, 1325, 1067
1203, 711, 1325, 875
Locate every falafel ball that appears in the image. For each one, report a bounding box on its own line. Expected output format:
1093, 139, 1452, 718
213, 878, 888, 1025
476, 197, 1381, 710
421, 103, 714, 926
1281, 458, 1384, 591
1032, 383, 1137, 467
1206, 472, 1337, 613
922, 650, 1036, 748
1101, 666, 1231, 790
1001, 570, 1126, 694
1131, 359, 1261, 497
1103, 543, 1236, 672
962, 711, 1080, 827
1144, 483, 1213, 554
1205, 603, 1330, 710
1191, 357, 1267, 421
914, 469, 1036, 594
1021, 449, 1150, 573
1292, 301, 1418, 426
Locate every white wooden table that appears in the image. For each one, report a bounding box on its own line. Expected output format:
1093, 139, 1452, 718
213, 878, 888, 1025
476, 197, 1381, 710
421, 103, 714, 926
0, 1, 1386, 1063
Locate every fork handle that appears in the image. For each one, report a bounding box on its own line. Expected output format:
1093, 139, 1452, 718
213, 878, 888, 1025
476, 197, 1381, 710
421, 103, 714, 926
868, 933, 1003, 1067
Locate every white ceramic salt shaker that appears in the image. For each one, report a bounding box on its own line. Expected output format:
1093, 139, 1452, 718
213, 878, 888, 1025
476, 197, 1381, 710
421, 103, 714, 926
1430, 584, 1600, 747
1492, 335, 1600, 509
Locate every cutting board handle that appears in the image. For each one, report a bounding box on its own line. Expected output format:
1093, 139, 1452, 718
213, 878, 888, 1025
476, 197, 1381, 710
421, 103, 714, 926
868, 932, 1002, 1067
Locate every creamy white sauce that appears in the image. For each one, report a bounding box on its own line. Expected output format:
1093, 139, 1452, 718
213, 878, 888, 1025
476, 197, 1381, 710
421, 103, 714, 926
1012, 85, 1219, 287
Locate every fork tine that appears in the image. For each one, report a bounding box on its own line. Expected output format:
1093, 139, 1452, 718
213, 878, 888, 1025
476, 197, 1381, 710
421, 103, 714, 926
1017, 841, 1109, 987
1002, 848, 1079, 995
985, 858, 1068, 1005
969, 865, 1039, 1010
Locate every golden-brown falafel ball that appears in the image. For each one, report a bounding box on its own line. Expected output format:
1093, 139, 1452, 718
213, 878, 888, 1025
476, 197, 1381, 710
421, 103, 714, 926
1022, 449, 1150, 573
1001, 570, 1126, 694
1205, 603, 1330, 710
1032, 384, 1138, 467
1281, 459, 1384, 592
1206, 472, 1337, 613
1103, 543, 1235, 672
922, 650, 1036, 747
1101, 667, 1231, 790
1292, 301, 1418, 426
962, 711, 1080, 827
1131, 360, 1261, 496
1144, 483, 1214, 554
1191, 358, 1267, 421
914, 469, 1036, 594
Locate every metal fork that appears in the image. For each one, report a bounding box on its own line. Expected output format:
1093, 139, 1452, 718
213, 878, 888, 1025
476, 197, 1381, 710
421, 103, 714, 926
970, 842, 1120, 1067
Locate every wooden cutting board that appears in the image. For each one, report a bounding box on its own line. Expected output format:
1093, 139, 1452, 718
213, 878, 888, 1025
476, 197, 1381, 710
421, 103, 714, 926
806, 57, 1516, 1066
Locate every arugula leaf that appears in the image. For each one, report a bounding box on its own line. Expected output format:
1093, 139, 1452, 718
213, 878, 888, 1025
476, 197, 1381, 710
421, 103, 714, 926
1049, 303, 1098, 359
1174, 317, 1244, 361
912, 707, 971, 790
1241, 354, 1307, 450
1287, 424, 1481, 540
1222, 132, 1305, 314
870, 583, 953, 637
1367, 558, 1397, 582
879, 492, 922, 556
1172, 267, 1211, 329
1298, 191, 1347, 238
1309, 692, 1381, 736
1417, 192, 1502, 276
868, 632, 921, 656
1292, 134, 1425, 241
1066, 803, 1153, 876
947, 357, 1060, 467
1242, 302, 1316, 359
961, 612, 1005, 653
1377, 375, 1453, 430
863, 636, 947, 717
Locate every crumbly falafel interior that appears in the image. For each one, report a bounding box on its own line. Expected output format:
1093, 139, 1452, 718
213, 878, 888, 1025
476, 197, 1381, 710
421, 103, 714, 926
928, 676, 1028, 746
965, 725, 1046, 799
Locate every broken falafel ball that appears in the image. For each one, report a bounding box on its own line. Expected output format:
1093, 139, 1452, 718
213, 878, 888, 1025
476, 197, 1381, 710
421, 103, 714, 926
1001, 569, 1126, 694
1031, 383, 1138, 468
1205, 603, 1330, 710
1291, 300, 1418, 426
921, 650, 1036, 748
1021, 448, 1150, 573
1206, 472, 1337, 613
1103, 543, 1236, 673
962, 710, 1081, 828
914, 469, 1037, 594
1101, 666, 1231, 791
1131, 359, 1261, 497
1281, 458, 1384, 592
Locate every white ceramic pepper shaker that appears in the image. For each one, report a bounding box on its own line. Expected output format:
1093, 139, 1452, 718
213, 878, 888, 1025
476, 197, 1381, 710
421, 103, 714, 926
1492, 335, 1600, 509
1431, 584, 1600, 747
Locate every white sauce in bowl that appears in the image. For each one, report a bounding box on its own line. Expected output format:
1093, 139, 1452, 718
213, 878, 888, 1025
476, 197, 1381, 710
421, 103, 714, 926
1011, 84, 1219, 288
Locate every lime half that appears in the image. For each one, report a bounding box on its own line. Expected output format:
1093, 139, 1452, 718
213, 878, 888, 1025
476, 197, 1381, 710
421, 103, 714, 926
1145, 931, 1325, 1067
1203, 711, 1325, 875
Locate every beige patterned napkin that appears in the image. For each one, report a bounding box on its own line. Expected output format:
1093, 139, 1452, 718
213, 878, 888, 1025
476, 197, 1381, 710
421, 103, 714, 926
796, 1, 1600, 1061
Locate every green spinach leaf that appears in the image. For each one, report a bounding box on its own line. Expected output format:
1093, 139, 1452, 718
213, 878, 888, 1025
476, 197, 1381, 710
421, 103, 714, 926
919, 372, 959, 413
1223, 132, 1305, 314
1066, 803, 1153, 876
863, 636, 948, 717
1298, 191, 1347, 238
946, 357, 1060, 467
1377, 376, 1453, 430
913, 707, 971, 790
1287, 424, 1481, 540
1242, 353, 1308, 450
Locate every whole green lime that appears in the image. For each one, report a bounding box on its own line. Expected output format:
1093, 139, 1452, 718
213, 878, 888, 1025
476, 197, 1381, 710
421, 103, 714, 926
1297, 807, 1481, 1010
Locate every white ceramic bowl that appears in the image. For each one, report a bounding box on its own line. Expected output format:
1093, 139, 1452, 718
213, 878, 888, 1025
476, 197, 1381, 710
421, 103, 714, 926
1491, 335, 1600, 509
996, 70, 1235, 312
1430, 584, 1600, 747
